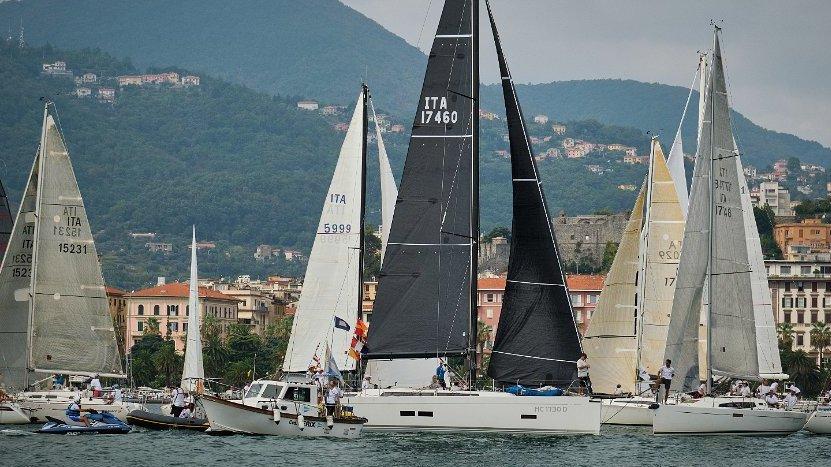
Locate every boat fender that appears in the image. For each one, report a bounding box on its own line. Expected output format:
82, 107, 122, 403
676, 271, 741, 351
273, 409, 281, 423
648, 403, 660, 410
297, 414, 304, 430
326, 415, 334, 429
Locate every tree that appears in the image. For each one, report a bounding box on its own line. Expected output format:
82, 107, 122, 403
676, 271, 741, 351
781, 349, 822, 396
476, 320, 492, 368
777, 323, 795, 350
363, 224, 383, 280
810, 322, 831, 368
483, 226, 511, 242
144, 317, 161, 336
600, 241, 618, 272
754, 205, 783, 259
152, 340, 181, 388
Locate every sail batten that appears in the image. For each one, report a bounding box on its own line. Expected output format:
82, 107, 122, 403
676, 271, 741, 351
364, 0, 477, 360
485, 1, 581, 386
282, 89, 367, 373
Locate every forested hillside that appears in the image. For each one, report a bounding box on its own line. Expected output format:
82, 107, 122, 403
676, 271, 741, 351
0, 43, 659, 288
2, 0, 827, 169
481, 80, 831, 168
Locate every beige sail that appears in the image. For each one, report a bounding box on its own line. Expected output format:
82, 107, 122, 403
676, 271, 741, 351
28, 109, 123, 378
638, 139, 685, 375
584, 183, 645, 394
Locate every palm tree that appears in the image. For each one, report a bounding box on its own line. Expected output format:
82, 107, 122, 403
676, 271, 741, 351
810, 322, 831, 368
476, 321, 493, 369
144, 317, 161, 336
153, 341, 179, 388
783, 349, 822, 395
777, 323, 795, 350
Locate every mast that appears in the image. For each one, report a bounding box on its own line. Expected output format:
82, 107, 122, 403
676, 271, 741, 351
467, 0, 479, 390
25, 103, 50, 387
705, 27, 718, 394
635, 137, 658, 382
358, 83, 368, 350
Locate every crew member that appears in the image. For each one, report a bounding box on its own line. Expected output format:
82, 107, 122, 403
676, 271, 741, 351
657, 359, 675, 404
576, 353, 591, 395
171, 386, 186, 417
325, 380, 342, 417
66, 397, 91, 427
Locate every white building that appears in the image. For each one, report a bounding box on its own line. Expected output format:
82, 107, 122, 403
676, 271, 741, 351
533, 114, 549, 125
297, 100, 319, 111
752, 181, 793, 216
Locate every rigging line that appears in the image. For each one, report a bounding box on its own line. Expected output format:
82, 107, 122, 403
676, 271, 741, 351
414, 0, 435, 53
673, 59, 702, 142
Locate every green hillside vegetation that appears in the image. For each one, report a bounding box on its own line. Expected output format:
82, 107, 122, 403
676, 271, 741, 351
0, 0, 425, 116
480, 80, 831, 168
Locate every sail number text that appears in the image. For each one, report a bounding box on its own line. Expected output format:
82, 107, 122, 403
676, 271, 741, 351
420, 96, 458, 125
714, 167, 733, 218
58, 243, 89, 254
323, 223, 351, 234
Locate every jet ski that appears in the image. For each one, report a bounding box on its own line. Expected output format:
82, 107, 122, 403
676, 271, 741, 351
37, 411, 131, 434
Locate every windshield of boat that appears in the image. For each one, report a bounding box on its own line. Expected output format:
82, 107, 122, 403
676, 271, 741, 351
244, 384, 263, 399
283, 386, 312, 403
260, 383, 283, 399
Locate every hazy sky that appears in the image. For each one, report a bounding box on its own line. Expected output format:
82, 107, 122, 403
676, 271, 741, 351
343, 0, 831, 148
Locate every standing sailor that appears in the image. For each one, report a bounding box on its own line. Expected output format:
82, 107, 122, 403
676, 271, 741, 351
657, 360, 675, 403
576, 353, 591, 395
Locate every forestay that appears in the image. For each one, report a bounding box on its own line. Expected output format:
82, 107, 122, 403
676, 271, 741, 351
283, 90, 366, 372
584, 184, 645, 394
29, 109, 123, 378
365, 0, 477, 360
485, 0, 581, 386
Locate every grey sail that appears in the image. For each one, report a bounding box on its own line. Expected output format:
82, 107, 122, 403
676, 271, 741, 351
0, 141, 41, 391
364, 0, 477, 360
28, 105, 123, 378
665, 29, 758, 392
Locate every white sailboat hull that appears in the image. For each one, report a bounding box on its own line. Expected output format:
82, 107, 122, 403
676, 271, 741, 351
653, 398, 808, 435
344, 389, 600, 434
199, 395, 365, 439
599, 397, 655, 426
0, 401, 30, 424
805, 406, 831, 434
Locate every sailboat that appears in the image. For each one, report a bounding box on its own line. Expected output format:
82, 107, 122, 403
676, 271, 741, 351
584, 137, 685, 425
652, 27, 807, 435
0, 178, 28, 424
0, 101, 138, 423
127, 226, 210, 431
343, 0, 600, 435
198, 86, 371, 438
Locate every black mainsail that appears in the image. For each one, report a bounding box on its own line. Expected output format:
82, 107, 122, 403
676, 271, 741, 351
485, 1, 581, 386
364, 0, 478, 366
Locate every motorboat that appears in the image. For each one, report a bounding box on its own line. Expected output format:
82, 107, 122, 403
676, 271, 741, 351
805, 405, 831, 434
198, 379, 366, 439
653, 396, 807, 435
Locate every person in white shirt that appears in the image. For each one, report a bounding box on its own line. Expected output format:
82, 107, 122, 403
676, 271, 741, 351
756, 380, 771, 398
171, 386, 186, 417
739, 382, 752, 398
179, 403, 194, 419
613, 384, 624, 396
442, 363, 452, 391
576, 353, 591, 395
89, 374, 103, 397
361, 376, 371, 392
657, 360, 675, 404
324, 380, 343, 417
770, 381, 779, 393
765, 391, 779, 406
783, 390, 798, 409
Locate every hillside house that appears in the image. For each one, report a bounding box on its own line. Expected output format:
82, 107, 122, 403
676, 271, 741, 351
479, 109, 499, 120
551, 123, 566, 135
321, 105, 343, 116
565, 147, 587, 158
146, 242, 172, 253
618, 184, 637, 191
117, 75, 143, 86
254, 244, 276, 260
181, 75, 200, 86
81, 72, 97, 83
97, 87, 115, 102
283, 249, 306, 262
297, 100, 319, 111
334, 122, 350, 132
42, 61, 72, 77
390, 124, 405, 133
533, 114, 549, 125
130, 232, 157, 239
189, 241, 216, 250
75, 87, 92, 98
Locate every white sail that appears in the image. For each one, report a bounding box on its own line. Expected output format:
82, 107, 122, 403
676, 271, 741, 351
637, 139, 685, 376
283, 90, 365, 373
182, 226, 204, 392
370, 99, 398, 262
584, 183, 645, 394
0, 114, 43, 390
28, 107, 123, 378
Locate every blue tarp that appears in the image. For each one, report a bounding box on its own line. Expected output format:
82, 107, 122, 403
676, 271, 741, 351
504, 385, 564, 396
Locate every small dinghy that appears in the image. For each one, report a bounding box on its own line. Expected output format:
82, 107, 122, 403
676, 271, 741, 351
126, 410, 209, 431
37, 412, 131, 435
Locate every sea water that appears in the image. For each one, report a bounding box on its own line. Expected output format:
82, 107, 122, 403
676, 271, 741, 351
0, 425, 827, 467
